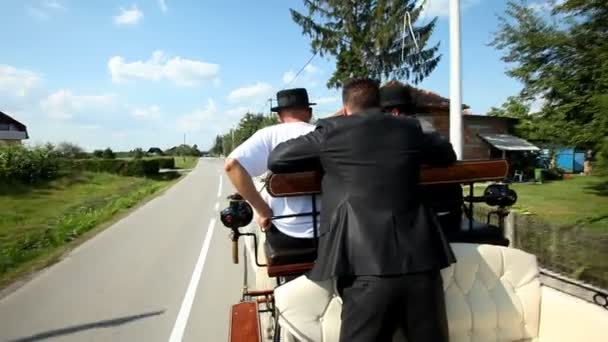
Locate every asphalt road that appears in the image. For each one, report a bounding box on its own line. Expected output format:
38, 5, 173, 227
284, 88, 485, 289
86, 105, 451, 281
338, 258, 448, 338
0, 158, 258, 342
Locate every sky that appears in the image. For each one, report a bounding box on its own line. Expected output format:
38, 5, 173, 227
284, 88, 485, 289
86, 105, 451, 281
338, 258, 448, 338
0, 0, 543, 152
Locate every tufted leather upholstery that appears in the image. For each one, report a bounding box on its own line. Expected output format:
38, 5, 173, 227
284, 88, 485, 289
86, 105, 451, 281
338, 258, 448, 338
274, 243, 607, 341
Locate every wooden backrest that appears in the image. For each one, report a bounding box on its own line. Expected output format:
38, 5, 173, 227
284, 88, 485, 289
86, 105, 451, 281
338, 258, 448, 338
266, 159, 509, 197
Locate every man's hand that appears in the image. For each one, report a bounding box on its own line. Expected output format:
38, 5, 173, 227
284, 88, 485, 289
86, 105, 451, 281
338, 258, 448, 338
256, 204, 273, 232
224, 158, 275, 231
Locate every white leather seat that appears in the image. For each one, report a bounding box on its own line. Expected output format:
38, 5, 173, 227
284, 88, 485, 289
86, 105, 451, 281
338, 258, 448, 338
274, 243, 608, 342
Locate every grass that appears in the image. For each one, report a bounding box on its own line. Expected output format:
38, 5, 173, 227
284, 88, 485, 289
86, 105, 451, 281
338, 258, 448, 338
469, 175, 608, 287
509, 176, 608, 231
0, 172, 179, 290
469, 175, 608, 231
174, 156, 199, 170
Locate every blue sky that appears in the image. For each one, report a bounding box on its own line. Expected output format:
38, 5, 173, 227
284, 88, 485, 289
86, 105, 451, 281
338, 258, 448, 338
1, 0, 536, 151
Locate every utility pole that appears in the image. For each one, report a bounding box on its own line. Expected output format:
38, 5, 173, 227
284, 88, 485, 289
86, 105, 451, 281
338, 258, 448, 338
449, 0, 464, 160
268, 98, 273, 117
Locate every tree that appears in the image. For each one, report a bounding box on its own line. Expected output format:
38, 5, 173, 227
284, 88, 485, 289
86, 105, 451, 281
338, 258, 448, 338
92, 149, 104, 158
209, 113, 280, 156
290, 0, 441, 88
487, 96, 556, 144
132, 148, 145, 159
490, 0, 608, 152
55, 142, 86, 159
102, 148, 116, 159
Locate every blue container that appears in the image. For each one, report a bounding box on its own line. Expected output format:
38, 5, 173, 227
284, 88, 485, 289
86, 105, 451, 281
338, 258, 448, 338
556, 149, 574, 172
555, 148, 585, 173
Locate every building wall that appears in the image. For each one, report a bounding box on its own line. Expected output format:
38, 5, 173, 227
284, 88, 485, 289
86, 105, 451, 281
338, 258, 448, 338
0, 139, 22, 146
417, 111, 514, 160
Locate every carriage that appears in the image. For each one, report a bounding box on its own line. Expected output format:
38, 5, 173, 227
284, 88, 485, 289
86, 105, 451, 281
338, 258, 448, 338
219, 159, 608, 342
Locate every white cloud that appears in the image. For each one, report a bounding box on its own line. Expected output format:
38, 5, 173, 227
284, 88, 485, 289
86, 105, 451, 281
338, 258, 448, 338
282, 63, 321, 85
313, 96, 338, 105
225, 106, 251, 118
304, 64, 320, 74
228, 82, 273, 102
418, 0, 480, 19
527, 0, 566, 14
42, 0, 66, 11
176, 99, 217, 132
0, 65, 43, 98
282, 71, 296, 84
108, 50, 220, 86
114, 5, 144, 26
26, 0, 66, 20
158, 0, 168, 13
132, 105, 161, 119
41, 89, 116, 120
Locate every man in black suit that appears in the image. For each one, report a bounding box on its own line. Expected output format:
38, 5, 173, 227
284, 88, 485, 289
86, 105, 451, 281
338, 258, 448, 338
268, 78, 456, 341
380, 80, 465, 240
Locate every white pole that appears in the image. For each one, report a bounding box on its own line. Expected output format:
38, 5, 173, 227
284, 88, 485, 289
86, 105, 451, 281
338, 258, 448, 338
449, 0, 463, 160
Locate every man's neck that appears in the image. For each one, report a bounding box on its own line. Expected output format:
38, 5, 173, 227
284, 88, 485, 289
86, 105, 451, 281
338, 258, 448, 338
280, 116, 308, 124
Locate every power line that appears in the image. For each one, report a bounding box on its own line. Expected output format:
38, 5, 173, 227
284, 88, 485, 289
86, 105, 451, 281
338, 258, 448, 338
253, 52, 318, 115
282, 52, 318, 90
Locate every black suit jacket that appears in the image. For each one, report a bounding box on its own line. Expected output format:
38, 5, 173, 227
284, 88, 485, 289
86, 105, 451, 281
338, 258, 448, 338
268, 108, 457, 281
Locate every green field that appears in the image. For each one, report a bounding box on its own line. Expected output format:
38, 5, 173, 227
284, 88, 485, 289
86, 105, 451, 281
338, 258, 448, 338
509, 176, 608, 230
470, 176, 607, 287
174, 156, 199, 170
0, 172, 178, 288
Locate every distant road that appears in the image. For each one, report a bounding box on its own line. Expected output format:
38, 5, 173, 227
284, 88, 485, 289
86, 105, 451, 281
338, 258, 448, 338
0, 158, 255, 342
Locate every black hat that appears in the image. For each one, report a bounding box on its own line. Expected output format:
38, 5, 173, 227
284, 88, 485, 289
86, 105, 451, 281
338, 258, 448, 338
271, 88, 316, 112
380, 82, 413, 109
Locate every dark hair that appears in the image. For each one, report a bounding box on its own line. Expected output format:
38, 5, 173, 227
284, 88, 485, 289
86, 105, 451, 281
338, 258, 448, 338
342, 78, 381, 111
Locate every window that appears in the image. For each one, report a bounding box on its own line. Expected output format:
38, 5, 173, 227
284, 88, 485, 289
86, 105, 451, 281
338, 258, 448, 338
0, 124, 10, 131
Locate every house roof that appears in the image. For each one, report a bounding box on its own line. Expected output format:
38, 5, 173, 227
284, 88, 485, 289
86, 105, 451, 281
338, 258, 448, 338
404, 85, 470, 111
0, 111, 29, 138
479, 133, 540, 151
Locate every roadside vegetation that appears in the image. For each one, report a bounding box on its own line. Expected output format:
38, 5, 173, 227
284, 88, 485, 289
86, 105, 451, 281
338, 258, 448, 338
509, 176, 608, 231
0, 142, 200, 289
175, 156, 199, 170
470, 176, 608, 288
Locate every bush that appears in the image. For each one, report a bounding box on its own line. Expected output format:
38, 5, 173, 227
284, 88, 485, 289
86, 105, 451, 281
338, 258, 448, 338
594, 137, 608, 175
157, 158, 175, 169
0, 145, 60, 183
55, 142, 87, 159
132, 148, 145, 160
102, 148, 116, 159
66, 158, 162, 177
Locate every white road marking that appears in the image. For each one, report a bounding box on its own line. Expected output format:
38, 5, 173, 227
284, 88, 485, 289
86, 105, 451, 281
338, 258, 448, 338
168, 219, 216, 342
214, 202, 219, 211
217, 175, 223, 198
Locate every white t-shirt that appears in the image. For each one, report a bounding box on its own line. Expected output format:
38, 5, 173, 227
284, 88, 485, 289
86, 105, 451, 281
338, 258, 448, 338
228, 122, 320, 238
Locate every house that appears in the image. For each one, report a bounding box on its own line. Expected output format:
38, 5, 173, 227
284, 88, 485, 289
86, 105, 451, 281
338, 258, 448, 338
405, 85, 540, 161
0, 111, 29, 146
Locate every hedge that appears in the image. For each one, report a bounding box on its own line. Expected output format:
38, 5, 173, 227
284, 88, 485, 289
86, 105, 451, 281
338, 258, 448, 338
65, 158, 169, 177
157, 158, 175, 169
0, 145, 60, 184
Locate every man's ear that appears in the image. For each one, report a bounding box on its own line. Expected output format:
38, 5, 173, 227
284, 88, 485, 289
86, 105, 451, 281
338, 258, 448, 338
342, 106, 349, 116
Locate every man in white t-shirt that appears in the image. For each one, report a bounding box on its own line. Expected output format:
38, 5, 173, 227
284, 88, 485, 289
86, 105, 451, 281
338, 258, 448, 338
224, 88, 319, 250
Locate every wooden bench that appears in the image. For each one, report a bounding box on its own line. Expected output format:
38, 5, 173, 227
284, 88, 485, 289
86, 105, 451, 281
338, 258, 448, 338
263, 159, 510, 277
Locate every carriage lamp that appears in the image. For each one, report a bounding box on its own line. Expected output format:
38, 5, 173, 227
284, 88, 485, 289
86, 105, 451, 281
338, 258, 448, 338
464, 183, 517, 208
220, 193, 253, 230
483, 183, 517, 207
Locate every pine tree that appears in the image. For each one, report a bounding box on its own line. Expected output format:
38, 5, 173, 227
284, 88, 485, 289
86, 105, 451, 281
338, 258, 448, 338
290, 0, 441, 88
